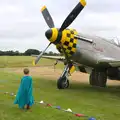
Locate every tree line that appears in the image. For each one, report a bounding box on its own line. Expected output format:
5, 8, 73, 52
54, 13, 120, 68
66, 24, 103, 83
0, 49, 62, 56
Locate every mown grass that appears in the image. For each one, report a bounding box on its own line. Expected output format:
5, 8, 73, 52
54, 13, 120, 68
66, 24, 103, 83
1, 70, 120, 120
0, 56, 64, 69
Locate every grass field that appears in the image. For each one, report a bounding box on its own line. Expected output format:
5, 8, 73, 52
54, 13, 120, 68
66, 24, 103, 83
0, 56, 120, 120
0, 56, 64, 69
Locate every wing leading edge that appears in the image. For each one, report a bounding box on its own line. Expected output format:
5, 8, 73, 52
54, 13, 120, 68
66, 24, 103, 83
97, 57, 120, 67
32, 55, 65, 61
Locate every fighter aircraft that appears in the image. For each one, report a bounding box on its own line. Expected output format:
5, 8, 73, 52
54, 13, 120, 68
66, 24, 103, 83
33, 0, 120, 89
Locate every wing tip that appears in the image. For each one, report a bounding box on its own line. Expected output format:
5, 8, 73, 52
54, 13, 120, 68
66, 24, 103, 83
80, 0, 86, 7
41, 5, 46, 12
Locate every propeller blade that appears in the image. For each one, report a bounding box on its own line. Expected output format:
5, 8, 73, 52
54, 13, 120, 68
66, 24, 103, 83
59, 0, 86, 31
34, 43, 51, 65
41, 6, 55, 28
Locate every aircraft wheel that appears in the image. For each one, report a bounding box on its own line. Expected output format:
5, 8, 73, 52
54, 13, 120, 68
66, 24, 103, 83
97, 72, 107, 87
89, 70, 98, 86
89, 70, 107, 87
57, 76, 69, 89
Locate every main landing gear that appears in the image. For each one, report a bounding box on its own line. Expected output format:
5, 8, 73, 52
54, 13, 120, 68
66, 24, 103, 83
89, 69, 107, 87
57, 64, 70, 89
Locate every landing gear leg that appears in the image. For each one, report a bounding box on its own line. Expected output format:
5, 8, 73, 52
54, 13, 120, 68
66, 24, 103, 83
89, 69, 107, 87
57, 65, 70, 89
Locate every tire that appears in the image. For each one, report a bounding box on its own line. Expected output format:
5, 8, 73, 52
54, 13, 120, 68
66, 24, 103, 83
89, 70, 98, 86
57, 76, 69, 89
98, 72, 107, 87
89, 70, 107, 87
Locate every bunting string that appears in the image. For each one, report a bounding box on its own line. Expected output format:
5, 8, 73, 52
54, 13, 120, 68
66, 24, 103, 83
1, 91, 96, 120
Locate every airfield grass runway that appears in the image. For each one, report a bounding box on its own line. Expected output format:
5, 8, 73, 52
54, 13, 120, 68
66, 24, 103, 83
1, 56, 120, 120
6, 66, 120, 86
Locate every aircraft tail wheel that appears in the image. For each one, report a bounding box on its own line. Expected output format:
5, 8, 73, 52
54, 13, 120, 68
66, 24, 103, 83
57, 76, 69, 89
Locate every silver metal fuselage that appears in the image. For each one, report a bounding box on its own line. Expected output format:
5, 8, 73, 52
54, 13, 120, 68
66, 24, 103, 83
71, 33, 120, 68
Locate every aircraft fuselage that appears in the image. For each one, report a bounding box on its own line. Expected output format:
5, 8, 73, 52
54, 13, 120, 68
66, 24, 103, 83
71, 33, 120, 68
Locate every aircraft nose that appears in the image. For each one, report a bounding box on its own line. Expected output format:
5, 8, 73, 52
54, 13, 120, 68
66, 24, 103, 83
45, 29, 52, 40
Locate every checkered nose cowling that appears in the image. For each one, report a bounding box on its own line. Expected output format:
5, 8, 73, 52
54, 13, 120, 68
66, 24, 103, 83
56, 29, 78, 57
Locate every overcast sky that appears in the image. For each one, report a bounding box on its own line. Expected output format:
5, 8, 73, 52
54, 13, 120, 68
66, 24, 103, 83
0, 0, 120, 53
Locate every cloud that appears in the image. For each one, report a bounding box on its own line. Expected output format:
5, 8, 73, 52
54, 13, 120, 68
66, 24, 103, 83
0, 0, 120, 52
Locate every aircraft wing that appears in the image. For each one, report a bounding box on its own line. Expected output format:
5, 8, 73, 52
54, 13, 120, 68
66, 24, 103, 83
31, 55, 82, 66
31, 55, 65, 62
97, 57, 120, 67
40, 55, 65, 61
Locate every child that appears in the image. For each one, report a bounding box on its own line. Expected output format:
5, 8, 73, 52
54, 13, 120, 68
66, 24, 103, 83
14, 68, 34, 110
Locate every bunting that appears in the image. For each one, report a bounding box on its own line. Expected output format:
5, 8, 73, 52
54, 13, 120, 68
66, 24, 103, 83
1, 91, 96, 120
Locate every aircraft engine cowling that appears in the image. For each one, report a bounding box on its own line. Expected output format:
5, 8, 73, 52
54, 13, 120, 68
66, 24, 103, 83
107, 67, 120, 80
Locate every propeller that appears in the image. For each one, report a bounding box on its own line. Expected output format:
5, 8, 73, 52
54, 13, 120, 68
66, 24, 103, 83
34, 0, 86, 65
41, 6, 55, 28
33, 6, 55, 65
34, 43, 51, 65
41, 0, 86, 31
59, 0, 86, 31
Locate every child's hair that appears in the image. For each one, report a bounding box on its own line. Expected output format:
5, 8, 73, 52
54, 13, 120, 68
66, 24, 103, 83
23, 68, 29, 75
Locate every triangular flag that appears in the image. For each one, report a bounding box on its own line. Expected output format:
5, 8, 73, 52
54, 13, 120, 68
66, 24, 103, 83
40, 101, 44, 104
88, 117, 96, 120
75, 113, 85, 117
65, 108, 72, 112
47, 103, 52, 107
56, 106, 61, 109
11, 93, 14, 96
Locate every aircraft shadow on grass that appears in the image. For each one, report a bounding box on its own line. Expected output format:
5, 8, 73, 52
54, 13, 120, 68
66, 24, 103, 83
67, 82, 120, 98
